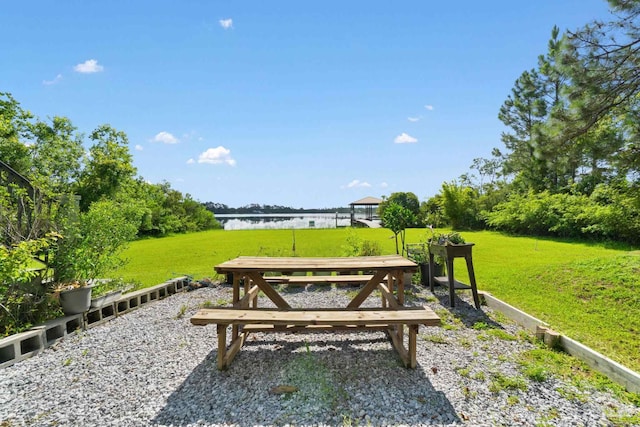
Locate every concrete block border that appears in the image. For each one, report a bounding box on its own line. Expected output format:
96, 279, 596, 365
0, 276, 189, 369
480, 291, 640, 394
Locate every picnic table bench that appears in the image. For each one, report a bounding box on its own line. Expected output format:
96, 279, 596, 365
191, 256, 440, 369
191, 306, 440, 369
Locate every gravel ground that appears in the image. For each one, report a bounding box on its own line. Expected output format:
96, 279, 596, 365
0, 283, 638, 427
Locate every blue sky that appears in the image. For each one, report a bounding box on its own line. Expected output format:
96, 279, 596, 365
1, 1, 614, 208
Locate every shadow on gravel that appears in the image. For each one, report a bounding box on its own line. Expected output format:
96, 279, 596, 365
152, 333, 461, 426
428, 284, 503, 329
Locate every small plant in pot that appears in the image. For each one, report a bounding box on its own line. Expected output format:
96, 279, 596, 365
90, 278, 132, 308
48, 199, 141, 315
426, 228, 467, 278
51, 280, 93, 316
406, 243, 430, 285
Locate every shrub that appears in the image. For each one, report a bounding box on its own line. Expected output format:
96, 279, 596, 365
0, 236, 61, 336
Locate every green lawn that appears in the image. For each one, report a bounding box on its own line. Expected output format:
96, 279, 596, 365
113, 227, 640, 372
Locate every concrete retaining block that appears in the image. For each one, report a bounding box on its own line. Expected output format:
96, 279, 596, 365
86, 303, 116, 328
35, 314, 84, 344
0, 329, 45, 369
1, 277, 192, 369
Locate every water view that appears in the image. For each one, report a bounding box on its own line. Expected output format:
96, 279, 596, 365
216, 213, 363, 230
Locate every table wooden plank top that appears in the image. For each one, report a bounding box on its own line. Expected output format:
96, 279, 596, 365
214, 255, 417, 273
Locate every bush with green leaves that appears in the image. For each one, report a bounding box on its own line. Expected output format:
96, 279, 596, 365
381, 203, 416, 255
439, 181, 482, 230
51, 199, 142, 284
0, 235, 61, 336
485, 185, 640, 244
342, 229, 382, 256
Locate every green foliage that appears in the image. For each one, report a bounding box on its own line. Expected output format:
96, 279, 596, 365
123, 179, 220, 236
486, 185, 640, 244
488, 372, 528, 393
341, 228, 381, 256
519, 347, 640, 406
420, 195, 446, 228
378, 192, 421, 226
29, 116, 84, 195
0, 236, 62, 336
0, 92, 33, 175
381, 203, 416, 255
50, 199, 142, 283
439, 181, 482, 229
76, 124, 137, 211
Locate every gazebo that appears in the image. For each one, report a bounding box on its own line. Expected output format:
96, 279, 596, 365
349, 196, 382, 227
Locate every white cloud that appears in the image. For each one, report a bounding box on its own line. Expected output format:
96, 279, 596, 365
74, 59, 104, 73
198, 146, 236, 166
186, 158, 195, 164
346, 179, 371, 189
407, 117, 420, 122
152, 131, 179, 144
394, 133, 418, 144
380, 182, 389, 188
219, 18, 233, 29
135, 144, 144, 151
43, 74, 63, 85
425, 105, 434, 111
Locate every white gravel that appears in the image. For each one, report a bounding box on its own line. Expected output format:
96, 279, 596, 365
0, 283, 638, 426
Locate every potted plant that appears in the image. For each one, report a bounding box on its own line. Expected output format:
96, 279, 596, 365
406, 243, 430, 285
47, 199, 141, 315
426, 229, 468, 278
90, 278, 131, 308
52, 280, 93, 315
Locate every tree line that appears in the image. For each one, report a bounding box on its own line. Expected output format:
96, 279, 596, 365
382, 1, 640, 246
0, 92, 220, 245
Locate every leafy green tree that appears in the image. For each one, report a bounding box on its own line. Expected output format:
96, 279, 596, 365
439, 181, 481, 230
378, 192, 421, 226
50, 199, 142, 283
0, 235, 60, 336
420, 195, 445, 228
498, 68, 549, 190
559, 0, 640, 146
381, 203, 416, 255
29, 116, 84, 195
0, 92, 32, 175
76, 124, 136, 211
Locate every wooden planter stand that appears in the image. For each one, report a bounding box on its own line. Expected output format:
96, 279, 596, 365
428, 243, 481, 309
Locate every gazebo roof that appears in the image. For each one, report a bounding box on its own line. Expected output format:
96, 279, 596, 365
350, 196, 382, 206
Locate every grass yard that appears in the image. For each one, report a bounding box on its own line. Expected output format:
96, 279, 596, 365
112, 227, 640, 373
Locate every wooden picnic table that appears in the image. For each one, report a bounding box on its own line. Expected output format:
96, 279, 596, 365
191, 255, 440, 369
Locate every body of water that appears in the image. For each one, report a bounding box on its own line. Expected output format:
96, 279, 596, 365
215, 213, 362, 230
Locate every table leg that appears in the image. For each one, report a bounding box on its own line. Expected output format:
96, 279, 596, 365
396, 270, 404, 343
232, 274, 241, 340
217, 324, 227, 370
465, 254, 481, 309
429, 253, 435, 292
409, 324, 418, 368
447, 257, 456, 307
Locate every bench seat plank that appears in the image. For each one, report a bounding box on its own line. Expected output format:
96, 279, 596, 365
191, 306, 440, 327
192, 306, 440, 370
